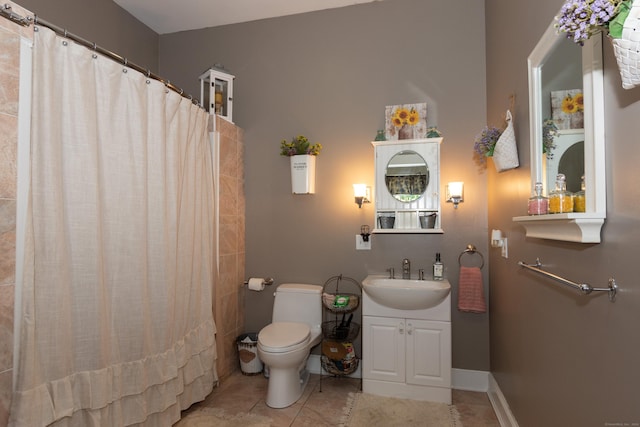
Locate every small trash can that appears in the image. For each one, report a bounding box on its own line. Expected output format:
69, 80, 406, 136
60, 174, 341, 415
236, 333, 263, 375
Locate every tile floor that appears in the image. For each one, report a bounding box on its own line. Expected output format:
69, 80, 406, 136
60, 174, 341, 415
178, 370, 501, 426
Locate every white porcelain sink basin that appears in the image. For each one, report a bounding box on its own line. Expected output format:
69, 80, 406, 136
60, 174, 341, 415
362, 274, 451, 310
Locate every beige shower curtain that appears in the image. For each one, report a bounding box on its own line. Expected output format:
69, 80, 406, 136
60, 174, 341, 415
10, 27, 218, 426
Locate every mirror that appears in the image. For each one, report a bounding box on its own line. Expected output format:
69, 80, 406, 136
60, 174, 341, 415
385, 150, 429, 202
514, 15, 606, 243
540, 34, 583, 192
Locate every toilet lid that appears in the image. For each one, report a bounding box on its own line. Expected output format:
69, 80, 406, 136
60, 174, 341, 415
258, 322, 310, 353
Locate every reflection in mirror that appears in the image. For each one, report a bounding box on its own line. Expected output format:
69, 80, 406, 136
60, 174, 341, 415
385, 150, 429, 203
546, 130, 584, 193
541, 36, 583, 192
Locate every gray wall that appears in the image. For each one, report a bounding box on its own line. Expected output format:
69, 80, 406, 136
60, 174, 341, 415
159, 0, 491, 371
486, 0, 640, 425
14, 0, 637, 424
17, 0, 158, 71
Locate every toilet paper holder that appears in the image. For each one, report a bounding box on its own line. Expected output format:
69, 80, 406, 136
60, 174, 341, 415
244, 277, 274, 287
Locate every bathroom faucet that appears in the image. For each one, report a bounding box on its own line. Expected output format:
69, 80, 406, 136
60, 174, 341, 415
402, 258, 411, 279
387, 267, 395, 279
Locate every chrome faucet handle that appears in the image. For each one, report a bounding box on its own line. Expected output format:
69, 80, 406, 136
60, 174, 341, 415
402, 258, 410, 279
418, 269, 425, 280
387, 267, 395, 279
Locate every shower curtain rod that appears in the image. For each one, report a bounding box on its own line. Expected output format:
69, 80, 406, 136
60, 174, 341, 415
1, 3, 199, 105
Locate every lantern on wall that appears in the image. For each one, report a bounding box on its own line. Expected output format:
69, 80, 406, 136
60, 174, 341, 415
199, 64, 235, 123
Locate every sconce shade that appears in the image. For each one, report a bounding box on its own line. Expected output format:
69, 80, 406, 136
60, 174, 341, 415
446, 182, 464, 208
353, 184, 370, 208
353, 184, 367, 197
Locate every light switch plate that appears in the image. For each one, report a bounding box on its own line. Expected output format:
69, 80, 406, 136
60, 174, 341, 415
356, 234, 371, 250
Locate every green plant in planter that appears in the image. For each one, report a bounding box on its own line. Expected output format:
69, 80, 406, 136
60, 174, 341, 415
280, 135, 322, 156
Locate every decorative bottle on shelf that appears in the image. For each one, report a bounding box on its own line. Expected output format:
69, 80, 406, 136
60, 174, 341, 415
548, 173, 573, 214
573, 175, 586, 212
433, 252, 444, 281
527, 182, 548, 215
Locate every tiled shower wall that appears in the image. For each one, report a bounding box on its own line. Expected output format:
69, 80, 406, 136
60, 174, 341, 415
0, 2, 33, 425
214, 117, 246, 379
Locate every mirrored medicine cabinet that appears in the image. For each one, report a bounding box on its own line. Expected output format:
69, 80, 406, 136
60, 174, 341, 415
513, 18, 606, 243
372, 138, 442, 234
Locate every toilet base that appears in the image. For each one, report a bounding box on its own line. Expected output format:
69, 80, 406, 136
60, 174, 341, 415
265, 364, 310, 408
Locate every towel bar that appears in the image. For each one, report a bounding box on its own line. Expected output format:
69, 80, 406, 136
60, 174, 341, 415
458, 244, 484, 269
518, 259, 617, 302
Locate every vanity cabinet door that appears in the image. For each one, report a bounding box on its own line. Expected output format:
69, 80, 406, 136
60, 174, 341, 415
405, 319, 451, 388
363, 316, 405, 383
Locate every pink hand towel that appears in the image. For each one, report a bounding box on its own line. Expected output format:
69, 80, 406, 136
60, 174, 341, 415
457, 266, 487, 313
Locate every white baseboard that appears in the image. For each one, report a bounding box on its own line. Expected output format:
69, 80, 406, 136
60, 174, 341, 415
487, 373, 519, 427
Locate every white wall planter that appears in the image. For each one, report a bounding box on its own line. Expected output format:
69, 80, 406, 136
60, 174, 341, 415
290, 155, 316, 194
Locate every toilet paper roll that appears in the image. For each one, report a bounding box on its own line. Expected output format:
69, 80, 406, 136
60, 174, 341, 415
248, 277, 265, 291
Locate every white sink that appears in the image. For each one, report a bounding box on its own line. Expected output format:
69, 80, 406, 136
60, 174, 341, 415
362, 274, 451, 310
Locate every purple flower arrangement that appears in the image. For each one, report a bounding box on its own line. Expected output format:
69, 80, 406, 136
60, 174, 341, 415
473, 126, 503, 162
556, 0, 630, 45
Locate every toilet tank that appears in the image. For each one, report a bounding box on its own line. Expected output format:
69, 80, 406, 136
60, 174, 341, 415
273, 284, 323, 328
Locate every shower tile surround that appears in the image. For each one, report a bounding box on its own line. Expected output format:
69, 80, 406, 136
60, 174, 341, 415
0, 2, 34, 425
214, 116, 246, 380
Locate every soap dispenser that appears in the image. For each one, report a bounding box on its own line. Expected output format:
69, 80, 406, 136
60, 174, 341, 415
433, 253, 444, 281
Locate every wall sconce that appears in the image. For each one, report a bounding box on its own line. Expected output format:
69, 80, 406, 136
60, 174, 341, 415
446, 182, 464, 208
353, 184, 371, 208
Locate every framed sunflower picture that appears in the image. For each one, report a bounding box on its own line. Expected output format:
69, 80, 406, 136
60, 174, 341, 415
551, 89, 584, 130
385, 103, 427, 140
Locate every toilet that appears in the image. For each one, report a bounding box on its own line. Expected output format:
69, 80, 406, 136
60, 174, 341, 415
257, 283, 323, 408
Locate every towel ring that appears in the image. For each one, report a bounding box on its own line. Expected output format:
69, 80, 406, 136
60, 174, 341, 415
458, 244, 484, 269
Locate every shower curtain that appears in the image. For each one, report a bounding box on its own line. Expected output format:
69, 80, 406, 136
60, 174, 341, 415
10, 26, 218, 426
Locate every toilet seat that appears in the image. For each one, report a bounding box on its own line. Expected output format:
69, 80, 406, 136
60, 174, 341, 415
258, 322, 310, 353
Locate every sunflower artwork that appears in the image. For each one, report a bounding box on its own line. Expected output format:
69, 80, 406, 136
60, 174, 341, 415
384, 103, 427, 140
551, 89, 584, 130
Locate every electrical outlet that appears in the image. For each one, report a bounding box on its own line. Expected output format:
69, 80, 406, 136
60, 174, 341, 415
355, 234, 371, 250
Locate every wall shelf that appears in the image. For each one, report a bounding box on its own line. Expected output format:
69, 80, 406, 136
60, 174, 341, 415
512, 213, 605, 243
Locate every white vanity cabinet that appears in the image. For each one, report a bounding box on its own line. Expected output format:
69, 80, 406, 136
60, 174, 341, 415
362, 291, 451, 404
372, 138, 442, 234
